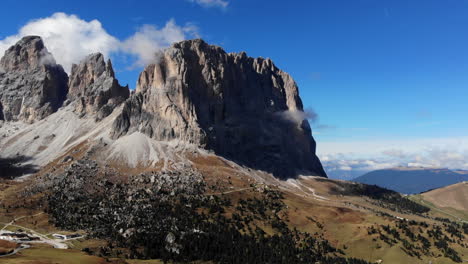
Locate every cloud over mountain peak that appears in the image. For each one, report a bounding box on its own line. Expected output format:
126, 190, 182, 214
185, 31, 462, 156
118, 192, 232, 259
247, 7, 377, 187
0, 13, 198, 73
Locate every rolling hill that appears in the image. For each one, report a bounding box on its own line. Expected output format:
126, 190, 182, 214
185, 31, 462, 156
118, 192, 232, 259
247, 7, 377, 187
421, 181, 468, 212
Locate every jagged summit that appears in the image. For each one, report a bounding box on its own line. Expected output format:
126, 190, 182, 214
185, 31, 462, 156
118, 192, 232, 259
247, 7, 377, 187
113, 38, 326, 178
0, 36, 326, 179
0, 36, 68, 122
0, 36, 54, 71
0, 37, 130, 123
68, 52, 129, 120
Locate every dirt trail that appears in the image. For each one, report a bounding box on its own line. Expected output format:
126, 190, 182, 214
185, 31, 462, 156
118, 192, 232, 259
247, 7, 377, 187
0, 212, 69, 249
419, 199, 468, 223
207, 187, 254, 196
0, 212, 44, 232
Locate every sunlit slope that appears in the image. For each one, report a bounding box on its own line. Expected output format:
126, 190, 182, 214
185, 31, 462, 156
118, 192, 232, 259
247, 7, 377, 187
0, 152, 466, 263
421, 182, 468, 212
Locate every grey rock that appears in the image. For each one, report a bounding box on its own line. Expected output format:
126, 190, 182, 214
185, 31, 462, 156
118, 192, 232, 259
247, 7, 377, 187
68, 53, 129, 120
112, 39, 326, 178
0, 36, 68, 122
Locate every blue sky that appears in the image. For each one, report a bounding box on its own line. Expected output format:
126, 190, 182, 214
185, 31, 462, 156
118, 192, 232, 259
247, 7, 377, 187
1, 0, 468, 174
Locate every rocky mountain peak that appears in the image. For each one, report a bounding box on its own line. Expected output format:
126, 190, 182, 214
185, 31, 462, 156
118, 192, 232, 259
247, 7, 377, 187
0, 36, 55, 72
112, 39, 326, 178
106, 58, 115, 78
68, 52, 129, 120
0, 36, 68, 122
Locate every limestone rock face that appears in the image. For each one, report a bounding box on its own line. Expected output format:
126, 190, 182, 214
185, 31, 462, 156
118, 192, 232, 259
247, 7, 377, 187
0, 36, 68, 122
112, 39, 326, 178
68, 53, 129, 120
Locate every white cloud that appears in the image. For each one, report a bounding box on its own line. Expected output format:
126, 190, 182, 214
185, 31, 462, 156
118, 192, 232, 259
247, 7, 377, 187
0, 13, 199, 73
321, 154, 400, 173
188, 0, 229, 9
122, 20, 199, 68
0, 13, 119, 73
318, 136, 468, 156
319, 137, 468, 176
276, 109, 318, 125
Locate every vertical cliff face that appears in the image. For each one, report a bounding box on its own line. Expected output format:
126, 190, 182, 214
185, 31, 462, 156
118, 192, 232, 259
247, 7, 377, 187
0, 36, 326, 179
0, 36, 68, 122
68, 53, 129, 120
112, 39, 326, 178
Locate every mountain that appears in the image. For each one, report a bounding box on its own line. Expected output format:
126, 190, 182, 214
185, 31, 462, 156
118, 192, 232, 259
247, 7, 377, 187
0, 36, 325, 180
0, 36, 467, 264
353, 167, 468, 194
112, 39, 326, 178
325, 169, 369, 180
68, 53, 129, 120
0, 36, 68, 122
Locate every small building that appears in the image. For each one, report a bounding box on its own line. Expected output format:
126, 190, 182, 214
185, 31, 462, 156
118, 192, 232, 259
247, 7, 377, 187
52, 233, 82, 240
52, 234, 67, 240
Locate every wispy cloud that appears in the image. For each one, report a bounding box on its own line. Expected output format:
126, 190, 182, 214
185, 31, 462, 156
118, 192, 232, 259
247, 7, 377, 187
275, 108, 318, 125
0, 13, 199, 73
275, 108, 336, 133
319, 137, 468, 175
187, 0, 229, 9
321, 154, 400, 173
122, 20, 198, 68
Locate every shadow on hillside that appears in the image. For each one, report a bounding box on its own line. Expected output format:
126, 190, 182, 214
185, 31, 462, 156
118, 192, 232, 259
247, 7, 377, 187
0, 155, 39, 179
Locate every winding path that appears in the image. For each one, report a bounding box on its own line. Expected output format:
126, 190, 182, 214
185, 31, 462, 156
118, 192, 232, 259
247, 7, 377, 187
0, 212, 69, 249
0, 212, 44, 232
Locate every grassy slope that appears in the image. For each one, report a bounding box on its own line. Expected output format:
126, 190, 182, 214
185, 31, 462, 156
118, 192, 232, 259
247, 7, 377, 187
280, 180, 467, 264
409, 194, 468, 222
0, 154, 467, 263
421, 182, 468, 212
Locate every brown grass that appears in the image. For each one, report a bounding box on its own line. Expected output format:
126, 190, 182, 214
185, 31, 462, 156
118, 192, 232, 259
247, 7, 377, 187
422, 182, 468, 211
0, 239, 18, 255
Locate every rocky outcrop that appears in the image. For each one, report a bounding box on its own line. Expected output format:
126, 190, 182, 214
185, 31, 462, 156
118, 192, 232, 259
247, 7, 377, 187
112, 39, 326, 178
0, 36, 68, 122
68, 53, 129, 120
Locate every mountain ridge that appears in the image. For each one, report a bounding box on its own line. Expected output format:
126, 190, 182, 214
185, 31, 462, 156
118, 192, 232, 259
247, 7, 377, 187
0, 36, 326, 179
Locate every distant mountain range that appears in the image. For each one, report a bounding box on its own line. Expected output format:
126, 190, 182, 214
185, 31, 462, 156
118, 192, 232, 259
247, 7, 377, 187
353, 167, 468, 194
325, 169, 369, 180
